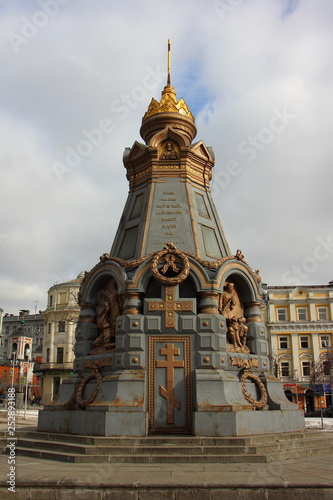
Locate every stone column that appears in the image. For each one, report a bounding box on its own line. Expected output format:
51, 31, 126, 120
75, 302, 96, 359
244, 301, 268, 358
198, 291, 219, 314
122, 292, 142, 315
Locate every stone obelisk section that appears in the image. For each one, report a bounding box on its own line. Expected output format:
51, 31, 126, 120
111, 102, 230, 261
38, 50, 304, 437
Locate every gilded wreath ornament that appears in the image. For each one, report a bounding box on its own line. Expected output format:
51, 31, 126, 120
76, 364, 102, 409
151, 242, 190, 285
240, 369, 268, 409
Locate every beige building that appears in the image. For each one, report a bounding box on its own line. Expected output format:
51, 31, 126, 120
39, 273, 83, 404
266, 282, 333, 413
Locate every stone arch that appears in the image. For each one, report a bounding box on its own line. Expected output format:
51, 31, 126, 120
81, 264, 126, 305
219, 268, 258, 305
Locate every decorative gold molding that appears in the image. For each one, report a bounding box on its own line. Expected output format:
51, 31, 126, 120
231, 357, 259, 369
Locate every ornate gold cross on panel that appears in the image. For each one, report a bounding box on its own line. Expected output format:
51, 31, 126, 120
146, 286, 193, 328
156, 343, 185, 424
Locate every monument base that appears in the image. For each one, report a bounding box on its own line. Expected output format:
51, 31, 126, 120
38, 407, 304, 437
194, 409, 305, 437
37, 408, 146, 436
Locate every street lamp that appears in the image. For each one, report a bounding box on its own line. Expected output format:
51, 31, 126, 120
11, 351, 17, 390
324, 340, 333, 416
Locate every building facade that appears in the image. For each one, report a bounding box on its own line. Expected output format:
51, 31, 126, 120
266, 283, 333, 413
38, 273, 83, 404
0, 310, 43, 398
0, 309, 44, 362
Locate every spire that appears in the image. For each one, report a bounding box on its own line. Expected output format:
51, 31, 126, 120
167, 38, 171, 86
142, 40, 194, 121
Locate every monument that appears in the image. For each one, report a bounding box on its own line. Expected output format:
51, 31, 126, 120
38, 42, 304, 436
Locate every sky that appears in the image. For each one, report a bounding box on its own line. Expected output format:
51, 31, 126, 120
0, 0, 333, 314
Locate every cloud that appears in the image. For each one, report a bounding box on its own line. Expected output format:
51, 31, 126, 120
0, 0, 333, 313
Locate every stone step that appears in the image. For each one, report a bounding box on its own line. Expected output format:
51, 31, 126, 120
9, 429, 333, 464
14, 440, 333, 464
18, 429, 321, 446
15, 446, 270, 464
16, 437, 281, 455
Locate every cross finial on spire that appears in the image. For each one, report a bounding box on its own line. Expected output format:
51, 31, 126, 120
167, 39, 171, 86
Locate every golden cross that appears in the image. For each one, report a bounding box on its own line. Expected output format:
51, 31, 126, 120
147, 286, 193, 328
156, 343, 184, 424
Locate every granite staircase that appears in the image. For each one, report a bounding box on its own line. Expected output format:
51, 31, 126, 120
4, 430, 333, 464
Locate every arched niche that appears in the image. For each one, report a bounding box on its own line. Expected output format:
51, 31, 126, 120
220, 270, 258, 305
149, 125, 188, 149
81, 266, 125, 306
179, 275, 197, 298
145, 276, 162, 298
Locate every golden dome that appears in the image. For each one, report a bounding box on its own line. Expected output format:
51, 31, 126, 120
142, 40, 194, 122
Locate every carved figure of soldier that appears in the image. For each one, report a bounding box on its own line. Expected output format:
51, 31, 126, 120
92, 280, 122, 349
219, 282, 236, 318
237, 317, 248, 346
227, 316, 241, 348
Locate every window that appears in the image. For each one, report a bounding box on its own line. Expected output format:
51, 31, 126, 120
24, 343, 30, 360
46, 348, 50, 363
280, 362, 290, 377
320, 335, 330, 348
300, 336, 310, 349
53, 376, 61, 399
301, 361, 311, 377
279, 336, 289, 349
49, 295, 53, 307
297, 308, 307, 321
58, 292, 67, 305
56, 347, 64, 364
48, 323, 51, 334
323, 361, 330, 376
58, 321, 65, 332
318, 307, 328, 320
277, 308, 287, 321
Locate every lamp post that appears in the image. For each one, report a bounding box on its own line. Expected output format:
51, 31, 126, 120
324, 340, 333, 416
11, 352, 17, 390
293, 369, 299, 408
